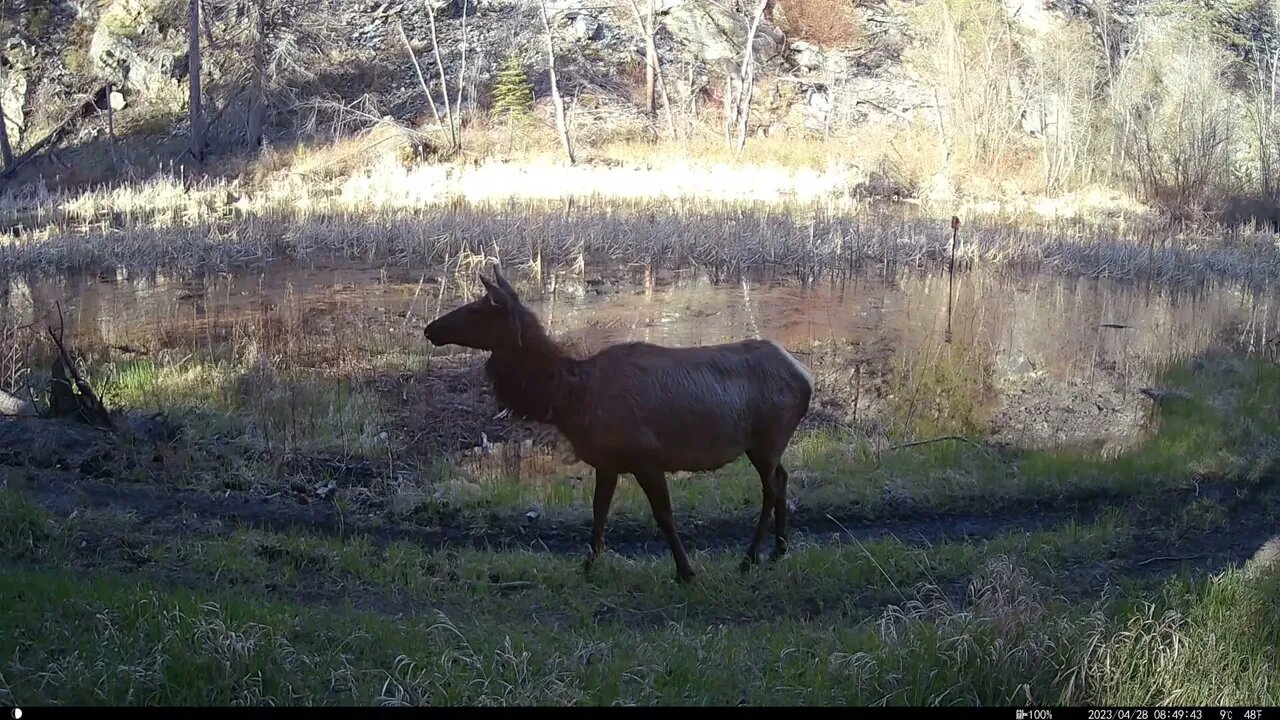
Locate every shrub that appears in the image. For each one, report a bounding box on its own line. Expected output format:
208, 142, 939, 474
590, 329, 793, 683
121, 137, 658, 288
774, 0, 862, 49
1107, 14, 1240, 217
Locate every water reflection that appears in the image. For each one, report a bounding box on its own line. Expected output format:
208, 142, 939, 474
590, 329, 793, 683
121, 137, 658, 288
4, 261, 1277, 452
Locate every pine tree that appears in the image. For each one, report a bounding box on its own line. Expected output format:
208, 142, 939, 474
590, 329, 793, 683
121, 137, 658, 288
490, 53, 534, 120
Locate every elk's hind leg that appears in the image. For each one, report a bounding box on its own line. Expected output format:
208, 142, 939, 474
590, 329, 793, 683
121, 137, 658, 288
740, 448, 780, 572
770, 463, 790, 561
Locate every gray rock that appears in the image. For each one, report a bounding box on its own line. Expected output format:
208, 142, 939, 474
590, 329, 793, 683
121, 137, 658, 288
792, 40, 823, 71
88, 2, 186, 107
565, 12, 602, 41
1, 71, 26, 149
657, 0, 784, 69
0, 390, 37, 418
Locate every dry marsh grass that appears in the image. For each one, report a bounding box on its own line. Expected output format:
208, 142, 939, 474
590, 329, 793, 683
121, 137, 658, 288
1, 178, 1277, 289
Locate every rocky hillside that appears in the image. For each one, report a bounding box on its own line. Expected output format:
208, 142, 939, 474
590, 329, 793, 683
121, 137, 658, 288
2, 0, 1278, 203
0, 0, 950, 172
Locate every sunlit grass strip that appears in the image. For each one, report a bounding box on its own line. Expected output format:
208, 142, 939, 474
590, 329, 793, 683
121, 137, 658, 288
3, 175, 1279, 286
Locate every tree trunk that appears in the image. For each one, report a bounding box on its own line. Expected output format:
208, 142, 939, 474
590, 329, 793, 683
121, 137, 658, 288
644, 0, 656, 115
106, 82, 120, 167
0, 64, 14, 170
734, 0, 769, 153
246, 0, 266, 149
627, 0, 675, 138
538, 0, 574, 166
425, 5, 457, 151
188, 0, 205, 162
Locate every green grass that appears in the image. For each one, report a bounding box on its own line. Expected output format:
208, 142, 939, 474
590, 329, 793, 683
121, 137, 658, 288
1, 517, 1276, 705
0, 484, 1133, 630
91, 357, 390, 455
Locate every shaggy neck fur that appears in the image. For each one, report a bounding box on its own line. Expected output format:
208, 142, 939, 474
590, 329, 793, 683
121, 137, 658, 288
484, 308, 575, 424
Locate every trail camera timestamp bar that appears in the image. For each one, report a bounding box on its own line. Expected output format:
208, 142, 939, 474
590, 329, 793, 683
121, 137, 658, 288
1016, 709, 1266, 720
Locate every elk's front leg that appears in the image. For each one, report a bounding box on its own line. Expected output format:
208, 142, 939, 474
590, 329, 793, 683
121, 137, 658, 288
583, 468, 618, 573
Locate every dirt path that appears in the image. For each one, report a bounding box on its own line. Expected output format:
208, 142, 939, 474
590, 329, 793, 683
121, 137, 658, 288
7, 460, 1275, 634
20, 468, 1278, 575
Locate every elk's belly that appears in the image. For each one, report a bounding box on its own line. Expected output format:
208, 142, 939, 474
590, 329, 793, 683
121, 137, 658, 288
571, 413, 752, 473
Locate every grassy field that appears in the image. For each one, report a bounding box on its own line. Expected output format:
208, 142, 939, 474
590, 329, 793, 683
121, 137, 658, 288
2, 346, 1279, 706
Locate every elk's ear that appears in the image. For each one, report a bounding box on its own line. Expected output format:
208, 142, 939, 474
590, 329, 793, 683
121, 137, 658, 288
492, 264, 520, 302
480, 274, 509, 307
483, 269, 523, 346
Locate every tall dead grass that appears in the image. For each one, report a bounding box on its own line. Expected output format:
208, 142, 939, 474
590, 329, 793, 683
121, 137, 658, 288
0, 181, 1275, 289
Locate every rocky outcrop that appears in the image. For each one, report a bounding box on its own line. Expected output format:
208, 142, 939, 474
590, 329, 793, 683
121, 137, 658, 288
88, 0, 187, 109
656, 0, 786, 70
1, 38, 37, 149
2, 69, 27, 149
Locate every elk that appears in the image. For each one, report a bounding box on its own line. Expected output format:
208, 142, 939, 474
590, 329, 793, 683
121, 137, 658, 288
423, 266, 814, 582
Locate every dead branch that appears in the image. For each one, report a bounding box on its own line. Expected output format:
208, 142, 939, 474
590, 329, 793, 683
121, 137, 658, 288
425, 4, 458, 150
885, 434, 982, 451
45, 303, 113, 429
0, 84, 109, 180
398, 20, 446, 136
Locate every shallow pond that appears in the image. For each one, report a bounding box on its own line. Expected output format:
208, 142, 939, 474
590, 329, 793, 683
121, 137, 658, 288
4, 258, 1278, 456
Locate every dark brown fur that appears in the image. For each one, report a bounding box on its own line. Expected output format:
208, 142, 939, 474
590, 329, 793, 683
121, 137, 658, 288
424, 267, 814, 581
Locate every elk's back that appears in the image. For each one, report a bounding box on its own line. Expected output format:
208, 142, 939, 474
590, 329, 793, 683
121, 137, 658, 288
564, 339, 813, 472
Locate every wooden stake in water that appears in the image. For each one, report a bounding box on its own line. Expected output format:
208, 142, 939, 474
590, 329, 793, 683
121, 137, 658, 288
946, 215, 959, 344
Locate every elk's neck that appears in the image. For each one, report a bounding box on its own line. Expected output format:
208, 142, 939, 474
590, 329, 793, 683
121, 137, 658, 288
484, 324, 577, 426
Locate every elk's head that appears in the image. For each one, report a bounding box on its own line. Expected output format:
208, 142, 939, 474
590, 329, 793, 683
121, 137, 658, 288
423, 267, 528, 352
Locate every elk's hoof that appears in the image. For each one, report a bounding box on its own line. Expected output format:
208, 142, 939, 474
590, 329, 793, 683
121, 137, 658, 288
676, 568, 697, 584
770, 547, 788, 562
739, 555, 758, 573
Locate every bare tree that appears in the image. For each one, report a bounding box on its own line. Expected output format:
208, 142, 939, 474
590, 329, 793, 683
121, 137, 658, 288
246, 0, 267, 148
537, 0, 575, 165
453, 0, 471, 145
904, 0, 1028, 174
1026, 21, 1104, 193
0, 66, 13, 170
196, 0, 340, 149
1109, 18, 1237, 216
623, 0, 677, 139
0, 13, 12, 169
395, 0, 469, 153
189, 0, 206, 162
732, 0, 770, 152
398, 20, 446, 133
1246, 37, 1280, 196
425, 0, 459, 150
